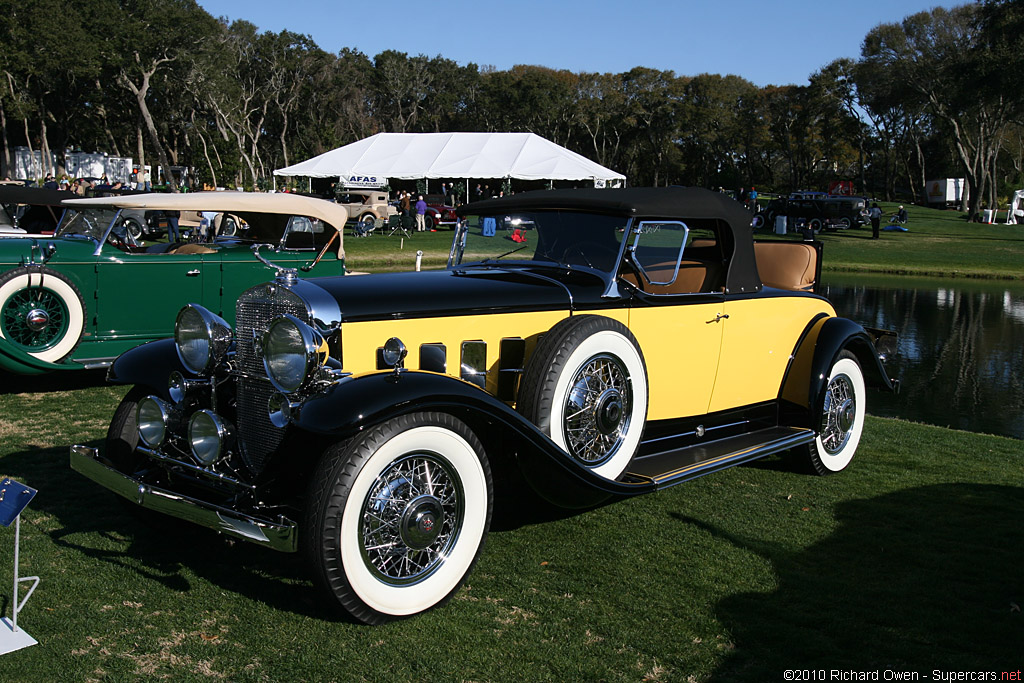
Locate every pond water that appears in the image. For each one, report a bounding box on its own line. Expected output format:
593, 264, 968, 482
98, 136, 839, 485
822, 273, 1024, 440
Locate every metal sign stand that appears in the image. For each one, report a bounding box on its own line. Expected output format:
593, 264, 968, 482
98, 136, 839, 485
0, 479, 39, 655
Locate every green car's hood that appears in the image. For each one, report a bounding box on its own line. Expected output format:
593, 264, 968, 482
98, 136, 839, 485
0, 235, 99, 266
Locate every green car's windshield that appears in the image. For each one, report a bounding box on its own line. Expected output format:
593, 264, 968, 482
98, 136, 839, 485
55, 208, 120, 241
453, 211, 629, 273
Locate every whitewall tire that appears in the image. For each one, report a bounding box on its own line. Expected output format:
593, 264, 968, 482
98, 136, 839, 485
518, 316, 648, 482
304, 412, 492, 624
0, 266, 86, 363
803, 351, 866, 474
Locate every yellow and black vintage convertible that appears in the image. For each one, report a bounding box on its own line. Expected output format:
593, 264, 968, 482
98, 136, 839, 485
71, 187, 898, 624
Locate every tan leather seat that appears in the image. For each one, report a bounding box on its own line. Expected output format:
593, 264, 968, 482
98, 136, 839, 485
622, 260, 722, 294
168, 243, 217, 255
754, 242, 816, 291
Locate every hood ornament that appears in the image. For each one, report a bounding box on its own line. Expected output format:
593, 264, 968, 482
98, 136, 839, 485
252, 244, 298, 285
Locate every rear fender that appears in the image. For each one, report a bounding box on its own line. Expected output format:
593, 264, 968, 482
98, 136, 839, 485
780, 316, 898, 429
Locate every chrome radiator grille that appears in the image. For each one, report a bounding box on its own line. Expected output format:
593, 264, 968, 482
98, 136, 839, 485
235, 283, 310, 473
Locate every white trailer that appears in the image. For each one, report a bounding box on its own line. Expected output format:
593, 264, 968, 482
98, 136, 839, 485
925, 178, 967, 207
65, 151, 135, 184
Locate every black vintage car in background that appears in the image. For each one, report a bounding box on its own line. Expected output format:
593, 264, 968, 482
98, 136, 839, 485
755, 195, 869, 231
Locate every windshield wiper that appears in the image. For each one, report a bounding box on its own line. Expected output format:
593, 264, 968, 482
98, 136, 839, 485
483, 245, 528, 262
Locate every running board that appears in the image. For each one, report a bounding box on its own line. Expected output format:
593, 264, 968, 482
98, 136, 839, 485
622, 426, 815, 489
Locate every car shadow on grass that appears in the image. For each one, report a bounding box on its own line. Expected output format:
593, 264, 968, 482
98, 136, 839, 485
0, 440, 353, 623
685, 483, 1023, 678
0, 368, 109, 394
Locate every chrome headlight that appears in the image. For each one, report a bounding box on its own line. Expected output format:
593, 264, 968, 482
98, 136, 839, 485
188, 410, 231, 465
381, 337, 408, 368
262, 315, 328, 393
137, 396, 171, 448
268, 392, 300, 428
168, 371, 187, 403
175, 304, 232, 375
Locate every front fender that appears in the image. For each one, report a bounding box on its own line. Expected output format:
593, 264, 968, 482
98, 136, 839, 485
781, 316, 898, 430
0, 338, 80, 375
293, 370, 656, 499
107, 338, 189, 397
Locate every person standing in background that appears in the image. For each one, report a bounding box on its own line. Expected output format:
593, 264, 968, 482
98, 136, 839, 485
399, 190, 411, 218
869, 203, 882, 239
415, 195, 427, 231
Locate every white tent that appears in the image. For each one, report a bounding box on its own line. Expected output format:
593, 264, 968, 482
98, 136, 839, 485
1006, 189, 1024, 225
273, 132, 625, 185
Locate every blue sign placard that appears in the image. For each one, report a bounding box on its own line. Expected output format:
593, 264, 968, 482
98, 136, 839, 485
0, 478, 37, 527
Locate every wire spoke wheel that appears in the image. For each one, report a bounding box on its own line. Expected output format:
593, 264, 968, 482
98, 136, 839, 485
1, 286, 70, 351
563, 354, 632, 465
304, 412, 491, 624
799, 351, 865, 475
0, 267, 85, 362
517, 315, 648, 483
360, 453, 463, 586
819, 373, 856, 455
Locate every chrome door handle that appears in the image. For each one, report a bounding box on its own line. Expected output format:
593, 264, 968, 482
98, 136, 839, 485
186, 269, 200, 276
707, 313, 729, 323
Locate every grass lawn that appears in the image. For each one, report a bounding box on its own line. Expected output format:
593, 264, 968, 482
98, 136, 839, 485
0, 374, 1020, 681
342, 228, 456, 272
776, 202, 1024, 280
341, 203, 1024, 280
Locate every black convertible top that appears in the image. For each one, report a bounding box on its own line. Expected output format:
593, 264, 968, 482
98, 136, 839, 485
461, 186, 752, 225
459, 186, 762, 294
0, 185, 77, 206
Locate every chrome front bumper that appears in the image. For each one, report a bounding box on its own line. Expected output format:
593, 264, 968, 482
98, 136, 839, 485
69, 445, 298, 553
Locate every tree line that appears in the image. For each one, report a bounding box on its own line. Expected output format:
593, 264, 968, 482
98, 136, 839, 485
1, 0, 1021, 217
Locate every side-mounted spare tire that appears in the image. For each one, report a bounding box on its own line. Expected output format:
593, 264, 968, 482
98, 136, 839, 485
0, 266, 86, 363
517, 315, 648, 482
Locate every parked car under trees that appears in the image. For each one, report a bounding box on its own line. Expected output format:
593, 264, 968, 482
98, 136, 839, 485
754, 195, 869, 232
71, 187, 898, 624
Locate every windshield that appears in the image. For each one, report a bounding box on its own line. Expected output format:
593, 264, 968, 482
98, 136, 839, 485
55, 208, 120, 241
453, 211, 629, 272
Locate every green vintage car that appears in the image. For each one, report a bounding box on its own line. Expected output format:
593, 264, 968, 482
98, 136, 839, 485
0, 192, 347, 375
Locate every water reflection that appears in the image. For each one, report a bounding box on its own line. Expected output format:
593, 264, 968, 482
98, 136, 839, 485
823, 273, 1024, 440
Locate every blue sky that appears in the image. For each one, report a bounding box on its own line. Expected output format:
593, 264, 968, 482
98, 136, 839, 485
196, 0, 959, 87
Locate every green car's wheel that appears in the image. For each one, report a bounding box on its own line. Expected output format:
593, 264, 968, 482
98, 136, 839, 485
518, 315, 648, 482
0, 266, 85, 363
304, 412, 492, 624
800, 351, 866, 475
